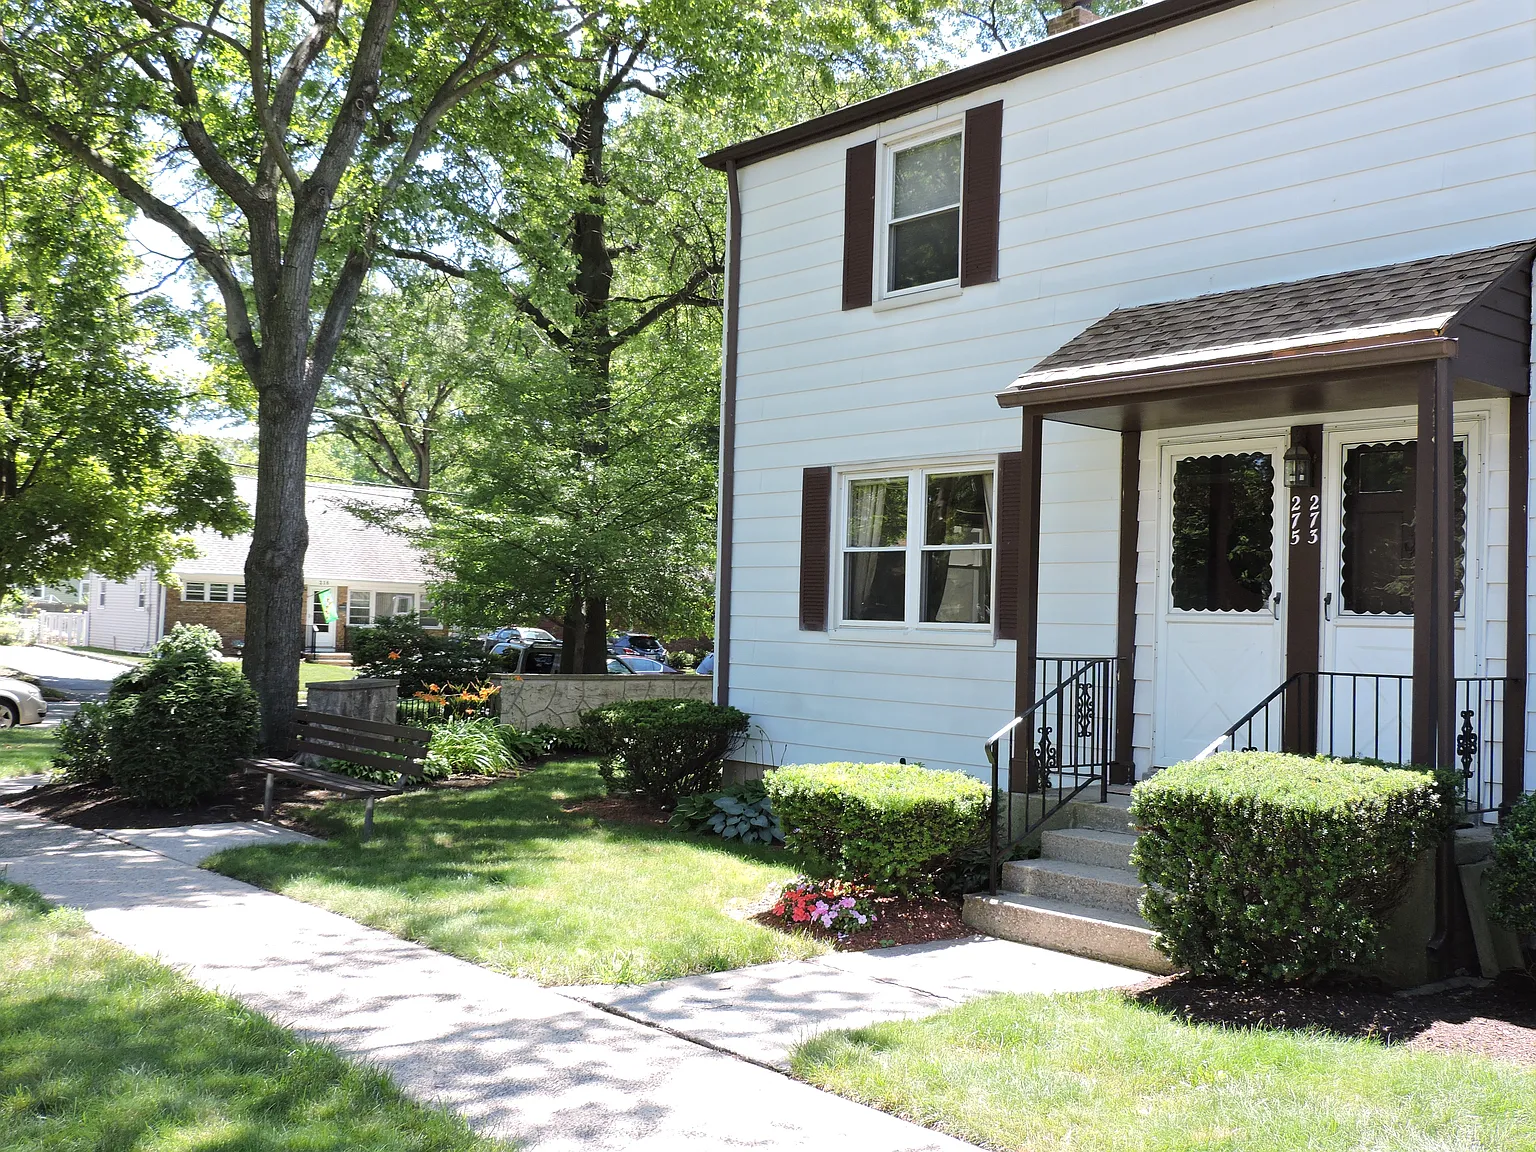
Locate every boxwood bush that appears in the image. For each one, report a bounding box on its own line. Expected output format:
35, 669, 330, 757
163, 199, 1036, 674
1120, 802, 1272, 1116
764, 762, 990, 896
1130, 752, 1458, 982
579, 699, 749, 806
1488, 791, 1536, 937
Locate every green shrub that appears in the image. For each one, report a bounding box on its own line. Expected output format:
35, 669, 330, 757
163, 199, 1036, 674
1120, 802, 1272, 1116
529, 724, 587, 754
1130, 752, 1459, 983
579, 699, 749, 806
1489, 791, 1536, 936
352, 616, 490, 694
152, 622, 223, 659
104, 651, 260, 808
51, 701, 112, 785
669, 779, 784, 845
764, 762, 990, 897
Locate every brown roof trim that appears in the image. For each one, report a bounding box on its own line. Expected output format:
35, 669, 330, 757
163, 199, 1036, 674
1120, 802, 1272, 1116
996, 335, 1460, 412
701, 0, 1258, 171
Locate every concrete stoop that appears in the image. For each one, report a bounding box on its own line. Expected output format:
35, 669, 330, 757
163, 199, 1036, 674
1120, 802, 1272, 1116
963, 794, 1177, 976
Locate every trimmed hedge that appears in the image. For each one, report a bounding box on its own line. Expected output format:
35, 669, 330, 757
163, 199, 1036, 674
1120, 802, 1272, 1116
1488, 791, 1536, 936
1130, 752, 1458, 983
579, 699, 749, 806
764, 762, 989, 897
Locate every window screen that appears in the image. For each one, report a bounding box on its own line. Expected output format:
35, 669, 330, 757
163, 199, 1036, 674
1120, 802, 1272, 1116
1170, 453, 1275, 612
843, 477, 907, 621
921, 472, 993, 624
1340, 440, 1467, 615
888, 134, 961, 292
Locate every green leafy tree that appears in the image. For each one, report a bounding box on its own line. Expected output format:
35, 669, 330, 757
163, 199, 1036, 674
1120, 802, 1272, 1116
943, 0, 1144, 51
0, 133, 245, 594
0, 0, 578, 741
387, 2, 941, 667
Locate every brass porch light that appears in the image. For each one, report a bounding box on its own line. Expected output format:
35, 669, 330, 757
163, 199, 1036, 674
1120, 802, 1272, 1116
1283, 443, 1315, 489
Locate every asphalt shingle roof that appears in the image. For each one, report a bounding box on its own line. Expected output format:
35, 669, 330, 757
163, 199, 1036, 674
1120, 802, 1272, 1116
1016, 239, 1535, 386
172, 476, 433, 584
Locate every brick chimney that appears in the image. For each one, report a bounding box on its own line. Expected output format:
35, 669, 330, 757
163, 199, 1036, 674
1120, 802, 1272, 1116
1047, 1, 1101, 35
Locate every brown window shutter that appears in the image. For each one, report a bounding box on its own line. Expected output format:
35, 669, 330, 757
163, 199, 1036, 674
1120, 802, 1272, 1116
799, 466, 833, 630
961, 101, 1004, 288
995, 451, 1022, 640
842, 142, 876, 310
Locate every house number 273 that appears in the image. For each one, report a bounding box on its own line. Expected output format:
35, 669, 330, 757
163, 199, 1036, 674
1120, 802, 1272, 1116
1290, 493, 1320, 546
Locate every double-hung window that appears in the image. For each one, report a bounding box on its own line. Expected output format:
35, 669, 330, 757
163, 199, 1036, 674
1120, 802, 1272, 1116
887, 132, 962, 294
840, 465, 995, 628
347, 590, 373, 626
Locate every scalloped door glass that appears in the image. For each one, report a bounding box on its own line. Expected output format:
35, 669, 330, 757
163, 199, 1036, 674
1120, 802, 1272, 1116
1170, 453, 1275, 612
1341, 441, 1466, 615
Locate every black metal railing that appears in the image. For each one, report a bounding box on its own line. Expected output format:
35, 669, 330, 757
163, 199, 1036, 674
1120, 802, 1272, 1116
985, 657, 1116, 894
1196, 670, 1509, 816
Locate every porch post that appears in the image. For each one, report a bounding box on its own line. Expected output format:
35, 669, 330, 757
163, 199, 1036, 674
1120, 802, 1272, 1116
1504, 391, 1528, 815
1013, 414, 1044, 723
1412, 361, 1456, 767
1112, 430, 1140, 784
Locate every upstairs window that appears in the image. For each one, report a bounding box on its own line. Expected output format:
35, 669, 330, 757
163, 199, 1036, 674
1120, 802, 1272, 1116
887, 133, 962, 293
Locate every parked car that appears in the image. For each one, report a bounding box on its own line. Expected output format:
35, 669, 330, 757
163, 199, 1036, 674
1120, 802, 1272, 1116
0, 677, 47, 728
606, 656, 680, 675
491, 632, 562, 674
696, 652, 715, 675
482, 625, 559, 653
609, 632, 668, 661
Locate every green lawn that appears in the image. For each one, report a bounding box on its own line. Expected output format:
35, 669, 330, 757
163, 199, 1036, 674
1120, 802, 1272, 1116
793, 991, 1536, 1152
0, 882, 505, 1152
300, 662, 358, 686
0, 725, 56, 778
76, 645, 147, 662
207, 759, 824, 985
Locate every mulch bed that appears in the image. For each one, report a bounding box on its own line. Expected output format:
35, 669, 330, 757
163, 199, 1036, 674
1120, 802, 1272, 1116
1125, 970, 1536, 1066
4, 772, 332, 832
562, 791, 670, 827
752, 894, 973, 952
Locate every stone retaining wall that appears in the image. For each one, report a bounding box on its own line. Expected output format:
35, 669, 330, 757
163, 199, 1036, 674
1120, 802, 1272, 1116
493, 674, 712, 730
306, 677, 399, 727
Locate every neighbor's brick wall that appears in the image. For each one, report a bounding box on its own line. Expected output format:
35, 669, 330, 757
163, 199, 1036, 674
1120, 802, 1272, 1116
163, 599, 247, 652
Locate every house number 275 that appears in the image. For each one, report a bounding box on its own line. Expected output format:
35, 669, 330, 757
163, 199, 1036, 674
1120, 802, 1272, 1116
1290, 493, 1320, 546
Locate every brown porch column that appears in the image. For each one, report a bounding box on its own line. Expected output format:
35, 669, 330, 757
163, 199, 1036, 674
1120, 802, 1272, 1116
1505, 392, 1529, 813
1013, 414, 1044, 724
1412, 359, 1456, 767
1112, 430, 1139, 784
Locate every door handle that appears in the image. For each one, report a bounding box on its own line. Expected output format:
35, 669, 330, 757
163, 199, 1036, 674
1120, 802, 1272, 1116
1324, 592, 1332, 621
1271, 592, 1282, 619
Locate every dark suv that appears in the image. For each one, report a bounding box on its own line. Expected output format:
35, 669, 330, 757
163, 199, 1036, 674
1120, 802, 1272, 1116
609, 632, 667, 661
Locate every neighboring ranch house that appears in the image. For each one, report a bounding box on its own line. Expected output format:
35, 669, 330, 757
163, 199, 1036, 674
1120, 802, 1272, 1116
85, 477, 441, 655
704, 0, 1536, 814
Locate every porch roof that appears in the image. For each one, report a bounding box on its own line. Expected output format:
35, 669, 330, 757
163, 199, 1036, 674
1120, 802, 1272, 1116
997, 240, 1535, 431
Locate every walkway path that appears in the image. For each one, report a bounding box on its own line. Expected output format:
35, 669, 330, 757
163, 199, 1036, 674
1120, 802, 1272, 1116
0, 807, 978, 1152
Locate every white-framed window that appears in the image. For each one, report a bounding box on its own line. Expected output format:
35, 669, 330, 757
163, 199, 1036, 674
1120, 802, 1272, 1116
838, 463, 995, 629
347, 589, 372, 626
418, 598, 441, 629
232, 584, 246, 603
98, 581, 106, 606
137, 581, 146, 608
375, 591, 415, 620
181, 581, 244, 603
883, 127, 963, 296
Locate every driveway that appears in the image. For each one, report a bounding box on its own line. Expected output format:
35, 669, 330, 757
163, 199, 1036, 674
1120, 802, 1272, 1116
0, 645, 129, 701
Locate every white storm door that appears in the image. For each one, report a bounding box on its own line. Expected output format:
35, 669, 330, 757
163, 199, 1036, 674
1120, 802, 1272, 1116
1154, 439, 1287, 766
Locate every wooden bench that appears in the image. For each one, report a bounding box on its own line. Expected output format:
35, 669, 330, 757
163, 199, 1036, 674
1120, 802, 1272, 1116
239, 708, 432, 841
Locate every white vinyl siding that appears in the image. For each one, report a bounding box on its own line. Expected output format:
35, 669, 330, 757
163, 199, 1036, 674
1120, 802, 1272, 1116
726, 0, 1536, 778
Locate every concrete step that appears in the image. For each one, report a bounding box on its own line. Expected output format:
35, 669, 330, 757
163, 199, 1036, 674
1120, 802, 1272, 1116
963, 891, 1175, 975
1040, 827, 1138, 871
1069, 798, 1135, 835
1001, 857, 1144, 916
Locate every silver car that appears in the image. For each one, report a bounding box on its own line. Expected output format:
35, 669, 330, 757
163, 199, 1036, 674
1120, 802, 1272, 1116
0, 676, 48, 728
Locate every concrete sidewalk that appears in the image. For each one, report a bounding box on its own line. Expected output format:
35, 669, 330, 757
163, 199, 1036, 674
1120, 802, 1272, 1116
0, 807, 978, 1152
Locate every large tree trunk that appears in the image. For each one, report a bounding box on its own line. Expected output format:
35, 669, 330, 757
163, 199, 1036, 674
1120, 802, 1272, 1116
244, 383, 311, 748
581, 595, 607, 673
560, 594, 583, 675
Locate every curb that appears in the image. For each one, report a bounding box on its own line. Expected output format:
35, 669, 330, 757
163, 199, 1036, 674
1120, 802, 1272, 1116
31, 643, 142, 668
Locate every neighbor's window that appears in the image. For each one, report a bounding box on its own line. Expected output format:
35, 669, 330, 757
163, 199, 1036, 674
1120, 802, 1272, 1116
231, 584, 246, 603
841, 465, 994, 627
347, 589, 372, 626
375, 591, 415, 620
182, 582, 206, 602
209, 582, 230, 603
1340, 440, 1467, 615
888, 132, 962, 293
418, 598, 441, 629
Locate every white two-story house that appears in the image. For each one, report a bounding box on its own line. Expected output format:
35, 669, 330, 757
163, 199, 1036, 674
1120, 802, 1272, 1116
704, 0, 1536, 829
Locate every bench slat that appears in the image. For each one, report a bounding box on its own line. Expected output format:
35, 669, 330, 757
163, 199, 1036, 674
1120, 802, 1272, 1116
293, 707, 430, 742
291, 725, 429, 760
238, 758, 395, 796
288, 741, 426, 777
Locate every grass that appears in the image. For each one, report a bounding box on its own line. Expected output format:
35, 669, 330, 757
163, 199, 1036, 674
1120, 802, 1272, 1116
300, 661, 358, 686
0, 725, 57, 778
207, 758, 825, 985
792, 991, 1536, 1152
75, 645, 147, 662
0, 881, 506, 1151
